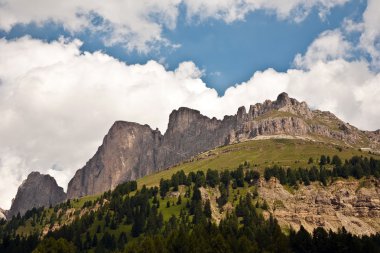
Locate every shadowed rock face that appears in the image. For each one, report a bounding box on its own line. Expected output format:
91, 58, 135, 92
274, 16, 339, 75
67, 122, 162, 198
8, 172, 66, 218
0, 208, 6, 220
67, 92, 379, 199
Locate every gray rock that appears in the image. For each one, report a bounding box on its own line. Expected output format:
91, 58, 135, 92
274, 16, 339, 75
67, 122, 162, 198
0, 208, 6, 220
67, 92, 379, 199
8, 172, 66, 218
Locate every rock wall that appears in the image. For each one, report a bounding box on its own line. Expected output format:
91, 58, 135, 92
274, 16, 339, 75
258, 177, 380, 236
67, 121, 162, 198
8, 172, 66, 218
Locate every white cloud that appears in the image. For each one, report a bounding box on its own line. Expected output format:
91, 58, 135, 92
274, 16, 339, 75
0, 0, 181, 52
0, 0, 348, 52
294, 30, 352, 69
183, 0, 349, 23
341, 0, 380, 69
0, 36, 379, 209
359, 0, 380, 68
174, 61, 204, 79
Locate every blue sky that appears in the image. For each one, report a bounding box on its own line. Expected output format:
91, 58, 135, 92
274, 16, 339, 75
0, 1, 367, 94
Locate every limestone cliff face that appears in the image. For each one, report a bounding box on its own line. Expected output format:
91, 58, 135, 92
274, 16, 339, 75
229, 93, 366, 146
67, 121, 162, 198
365, 129, 380, 150
8, 172, 66, 218
156, 107, 235, 170
258, 177, 380, 236
67, 92, 379, 199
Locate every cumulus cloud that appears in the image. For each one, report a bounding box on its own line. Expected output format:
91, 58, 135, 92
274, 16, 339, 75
359, 0, 380, 67
0, 0, 181, 52
0, 36, 379, 209
341, 0, 380, 69
0, 0, 348, 52
294, 30, 352, 69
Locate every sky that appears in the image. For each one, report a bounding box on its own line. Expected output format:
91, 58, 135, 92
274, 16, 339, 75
0, 0, 379, 209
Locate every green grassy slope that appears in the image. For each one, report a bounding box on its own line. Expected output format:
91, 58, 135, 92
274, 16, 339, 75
6, 138, 378, 239
138, 138, 377, 188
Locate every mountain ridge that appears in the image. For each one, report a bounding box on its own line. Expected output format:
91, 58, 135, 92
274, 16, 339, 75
5, 92, 379, 216
67, 92, 380, 199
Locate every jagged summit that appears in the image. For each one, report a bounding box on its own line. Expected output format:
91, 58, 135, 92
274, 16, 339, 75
66, 92, 380, 199
8, 172, 66, 218
276, 91, 291, 104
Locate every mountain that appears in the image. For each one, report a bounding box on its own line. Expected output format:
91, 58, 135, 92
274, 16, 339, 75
67, 92, 380, 199
8, 172, 66, 218
0, 208, 6, 220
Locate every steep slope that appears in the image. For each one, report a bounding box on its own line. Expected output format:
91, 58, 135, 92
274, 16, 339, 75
258, 177, 380, 236
67, 109, 235, 199
138, 138, 374, 188
0, 208, 6, 220
67, 92, 380, 199
8, 172, 66, 218
67, 122, 162, 198
156, 107, 235, 170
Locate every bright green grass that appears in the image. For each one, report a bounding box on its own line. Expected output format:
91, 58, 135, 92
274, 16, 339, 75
138, 138, 376, 188
71, 195, 100, 209
157, 196, 189, 221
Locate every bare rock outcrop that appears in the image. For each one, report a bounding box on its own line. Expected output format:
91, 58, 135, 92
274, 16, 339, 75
67, 92, 379, 199
8, 172, 66, 218
67, 122, 162, 198
156, 107, 235, 170
68, 109, 235, 199
257, 177, 380, 236
365, 129, 380, 150
0, 208, 6, 220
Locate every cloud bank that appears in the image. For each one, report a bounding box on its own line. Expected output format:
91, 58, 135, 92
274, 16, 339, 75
0, 0, 348, 52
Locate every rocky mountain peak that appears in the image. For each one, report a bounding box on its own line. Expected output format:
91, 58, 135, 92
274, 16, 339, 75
167, 107, 204, 133
275, 92, 291, 106
67, 121, 163, 199
274, 93, 313, 119
8, 171, 66, 218
240, 93, 313, 121
66, 92, 379, 199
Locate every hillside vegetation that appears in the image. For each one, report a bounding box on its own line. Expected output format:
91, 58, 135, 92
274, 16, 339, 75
138, 138, 376, 187
1, 139, 380, 252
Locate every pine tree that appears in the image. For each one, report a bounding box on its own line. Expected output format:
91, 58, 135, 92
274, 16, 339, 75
287, 168, 297, 186
320, 155, 327, 166
177, 195, 182, 205
131, 213, 145, 237
92, 234, 98, 247
204, 200, 212, 218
